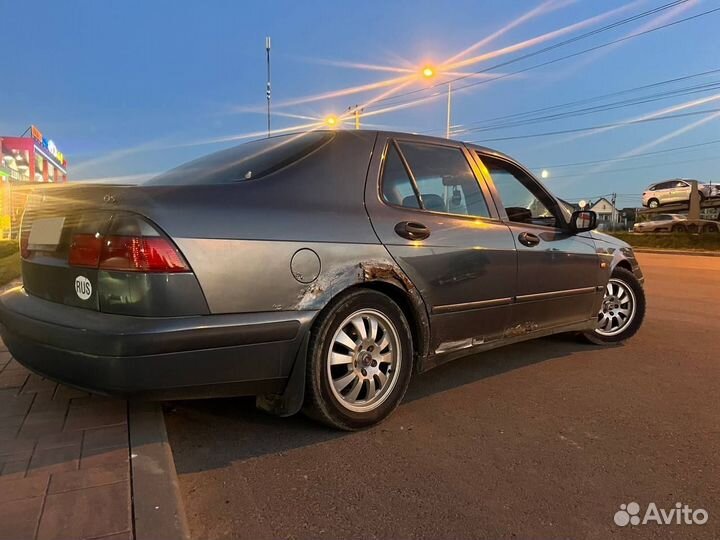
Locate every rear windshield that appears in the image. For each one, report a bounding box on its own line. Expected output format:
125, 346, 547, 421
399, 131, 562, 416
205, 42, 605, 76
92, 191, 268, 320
145, 132, 332, 185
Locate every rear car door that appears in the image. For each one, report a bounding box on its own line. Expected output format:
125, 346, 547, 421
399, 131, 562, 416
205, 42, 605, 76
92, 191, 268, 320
655, 181, 675, 204
473, 151, 603, 332
364, 136, 517, 357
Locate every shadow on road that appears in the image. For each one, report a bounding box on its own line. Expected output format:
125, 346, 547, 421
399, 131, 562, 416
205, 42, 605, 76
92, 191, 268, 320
165, 334, 611, 473
406, 333, 611, 403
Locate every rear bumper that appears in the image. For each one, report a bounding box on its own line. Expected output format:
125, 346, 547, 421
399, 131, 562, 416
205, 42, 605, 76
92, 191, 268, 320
0, 286, 317, 399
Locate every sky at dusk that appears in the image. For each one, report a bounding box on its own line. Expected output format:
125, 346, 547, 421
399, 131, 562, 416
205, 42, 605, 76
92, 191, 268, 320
3, 0, 720, 208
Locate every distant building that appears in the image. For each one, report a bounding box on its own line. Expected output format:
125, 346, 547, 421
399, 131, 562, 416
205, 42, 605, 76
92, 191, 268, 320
620, 207, 637, 228
0, 125, 68, 183
588, 197, 618, 230
0, 125, 68, 239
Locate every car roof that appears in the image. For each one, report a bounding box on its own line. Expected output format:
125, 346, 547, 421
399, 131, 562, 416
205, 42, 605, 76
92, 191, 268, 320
373, 129, 517, 160
275, 129, 514, 158
295, 129, 525, 169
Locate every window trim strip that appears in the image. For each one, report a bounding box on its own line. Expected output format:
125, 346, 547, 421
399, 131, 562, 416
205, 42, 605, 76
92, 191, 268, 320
390, 139, 425, 209
432, 297, 514, 314
515, 286, 597, 303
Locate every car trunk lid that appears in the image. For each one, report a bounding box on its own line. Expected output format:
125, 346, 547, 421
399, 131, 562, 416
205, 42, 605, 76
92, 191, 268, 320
19, 184, 193, 313
21, 187, 118, 311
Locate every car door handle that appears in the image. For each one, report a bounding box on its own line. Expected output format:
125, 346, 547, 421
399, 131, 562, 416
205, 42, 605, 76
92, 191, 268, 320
518, 231, 540, 247
394, 221, 430, 241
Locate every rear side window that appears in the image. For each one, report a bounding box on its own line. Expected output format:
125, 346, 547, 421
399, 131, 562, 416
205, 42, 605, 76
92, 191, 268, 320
145, 132, 332, 185
394, 141, 490, 218
381, 144, 420, 208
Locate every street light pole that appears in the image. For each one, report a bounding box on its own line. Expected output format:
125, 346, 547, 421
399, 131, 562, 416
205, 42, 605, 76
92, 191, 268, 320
265, 36, 271, 138
446, 82, 452, 139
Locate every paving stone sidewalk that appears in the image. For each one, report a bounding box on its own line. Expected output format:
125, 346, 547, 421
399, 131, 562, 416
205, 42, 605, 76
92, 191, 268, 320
0, 340, 133, 540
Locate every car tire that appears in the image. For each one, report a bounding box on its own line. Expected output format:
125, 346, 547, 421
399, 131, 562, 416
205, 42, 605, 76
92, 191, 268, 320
648, 199, 659, 209
671, 224, 686, 233
703, 223, 719, 233
582, 267, 645, 345
303, 288, 414, 431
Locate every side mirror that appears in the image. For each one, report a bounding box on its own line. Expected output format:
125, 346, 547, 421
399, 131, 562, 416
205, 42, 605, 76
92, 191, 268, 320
570, 210, 597, 233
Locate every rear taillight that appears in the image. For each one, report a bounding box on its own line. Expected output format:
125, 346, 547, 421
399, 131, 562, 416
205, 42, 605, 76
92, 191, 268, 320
99, 236, 188, 272
68, 216, 190, 273
68, 234, 103, 267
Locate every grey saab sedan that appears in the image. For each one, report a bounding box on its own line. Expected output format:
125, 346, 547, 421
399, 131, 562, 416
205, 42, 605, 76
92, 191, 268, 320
0, 130, 645, 430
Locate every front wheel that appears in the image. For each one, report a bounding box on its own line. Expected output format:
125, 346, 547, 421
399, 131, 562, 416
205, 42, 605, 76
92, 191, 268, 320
582, 267, 645, 345
648, 199, 659, 209
303, 289, 414, 430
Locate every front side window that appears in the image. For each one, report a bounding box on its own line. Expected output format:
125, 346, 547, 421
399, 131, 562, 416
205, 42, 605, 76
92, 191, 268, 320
479, 154, 561, 228
396, 142, 490, 218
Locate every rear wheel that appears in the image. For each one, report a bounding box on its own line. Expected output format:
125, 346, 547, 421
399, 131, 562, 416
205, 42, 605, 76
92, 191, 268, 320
671, 223, 686, 233
582, 267, 645, 345
648, 199, 659, 209
303, 289, 413, 430
703, 223, 719, 233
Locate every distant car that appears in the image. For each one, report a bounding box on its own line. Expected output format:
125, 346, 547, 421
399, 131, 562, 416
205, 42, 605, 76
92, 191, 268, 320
642, 179, 711, 208
633, 214, 719, 233
0, 130, 646, 430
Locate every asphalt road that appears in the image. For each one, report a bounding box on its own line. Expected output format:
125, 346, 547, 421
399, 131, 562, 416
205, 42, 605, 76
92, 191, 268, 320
165, 253, 720, 539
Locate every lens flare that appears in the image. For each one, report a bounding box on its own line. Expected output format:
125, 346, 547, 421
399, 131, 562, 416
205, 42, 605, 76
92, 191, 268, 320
557, 0, 699, 77
444, 0, 575, 65
549, 91, 720, 147
304, 58, 415, 74
445, 2, 640, 71
585, 110, 720, 176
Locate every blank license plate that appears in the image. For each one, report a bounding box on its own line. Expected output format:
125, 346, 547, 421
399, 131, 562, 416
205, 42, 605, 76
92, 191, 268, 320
28, 217, 65, 248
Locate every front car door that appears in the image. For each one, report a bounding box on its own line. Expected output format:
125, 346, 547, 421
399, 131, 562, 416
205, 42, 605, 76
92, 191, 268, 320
364, 135, 517, 364
670, 180, 691, 203
472, 150, 604, 334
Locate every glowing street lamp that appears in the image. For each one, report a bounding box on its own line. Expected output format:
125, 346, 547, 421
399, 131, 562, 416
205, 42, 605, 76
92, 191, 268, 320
419, 63, 453, 139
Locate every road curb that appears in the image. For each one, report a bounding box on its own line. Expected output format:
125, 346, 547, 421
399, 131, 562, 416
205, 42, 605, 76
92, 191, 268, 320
128, 401, 190, 540
634, 248, 720, 257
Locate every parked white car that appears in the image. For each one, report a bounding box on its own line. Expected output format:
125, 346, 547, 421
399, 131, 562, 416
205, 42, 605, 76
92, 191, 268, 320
642, 179, 712, 208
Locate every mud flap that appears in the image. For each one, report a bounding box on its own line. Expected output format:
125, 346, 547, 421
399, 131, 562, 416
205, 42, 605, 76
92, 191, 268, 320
255, 332, 309, 417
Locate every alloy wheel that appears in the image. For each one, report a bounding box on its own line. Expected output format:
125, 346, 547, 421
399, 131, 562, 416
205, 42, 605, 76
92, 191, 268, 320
596, 278, 636, 337
326, 309, 401, 413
